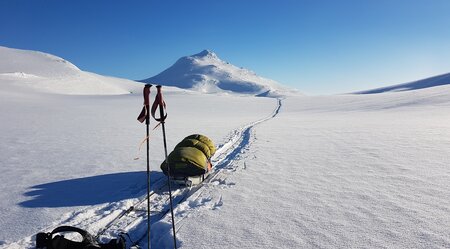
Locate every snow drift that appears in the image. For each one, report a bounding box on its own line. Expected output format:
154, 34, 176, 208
0, 46, 141, 95
356, 72, 450, 94
141, 50, 297, 96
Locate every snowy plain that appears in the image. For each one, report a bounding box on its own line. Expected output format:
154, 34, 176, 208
1, 46, 450, 248
178, 89, 450, 248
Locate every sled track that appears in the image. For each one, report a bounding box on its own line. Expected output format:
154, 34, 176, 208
132, 98, 283, 247
19, 98, 283, 248
211, 98, 281, 174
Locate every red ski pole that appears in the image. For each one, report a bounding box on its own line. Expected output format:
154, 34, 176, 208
137, 84, 152, 249
151, 85, 177, 248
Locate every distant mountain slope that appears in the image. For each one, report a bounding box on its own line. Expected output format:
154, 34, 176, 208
141, 50, 297, 96
0, 46, 80, 78
0, 46, 140, 95
356, 72, 450, 94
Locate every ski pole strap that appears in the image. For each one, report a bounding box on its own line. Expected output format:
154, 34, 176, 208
137, 84, 152, 123
151, 85, 167, 122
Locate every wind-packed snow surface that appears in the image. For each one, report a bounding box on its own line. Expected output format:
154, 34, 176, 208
1, 46, 450, 248
141, 50, 298, 97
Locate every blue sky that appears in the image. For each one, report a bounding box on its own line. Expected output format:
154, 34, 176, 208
1, 0, 450, 94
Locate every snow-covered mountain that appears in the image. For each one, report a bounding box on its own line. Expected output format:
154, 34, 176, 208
141, 50, 297, 97
0, 46, 140, 95
356, 72, 450, 94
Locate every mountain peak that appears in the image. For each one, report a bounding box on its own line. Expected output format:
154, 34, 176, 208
192, 49, 218, 59
141, 50, 295, 96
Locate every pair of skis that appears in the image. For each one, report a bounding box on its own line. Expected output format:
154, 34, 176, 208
137, 84, 177, 249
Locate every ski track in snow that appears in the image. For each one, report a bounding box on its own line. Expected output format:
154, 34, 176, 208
145, 98, 282, 248
5, 98, 282, 249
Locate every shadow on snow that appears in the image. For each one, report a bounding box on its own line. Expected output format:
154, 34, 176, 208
19, 171, 165, 208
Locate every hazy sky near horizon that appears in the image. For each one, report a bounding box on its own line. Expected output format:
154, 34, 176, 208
1, 0, 450, 94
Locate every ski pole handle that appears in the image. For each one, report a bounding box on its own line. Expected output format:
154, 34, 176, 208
137, 84, 152, 124
151, 85, 167, 122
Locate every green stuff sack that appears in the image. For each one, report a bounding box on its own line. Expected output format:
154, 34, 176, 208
183, 134, 216, 156
174, 139, 211, 158
161, 134, 216, 177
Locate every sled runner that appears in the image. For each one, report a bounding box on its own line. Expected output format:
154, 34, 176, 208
171, 174, 206, 186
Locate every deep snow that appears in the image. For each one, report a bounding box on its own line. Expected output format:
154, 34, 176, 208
1, 46, 450, 248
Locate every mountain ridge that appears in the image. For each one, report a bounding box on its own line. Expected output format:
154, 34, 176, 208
356, 72, 450, 94
0, 46, 140, 95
